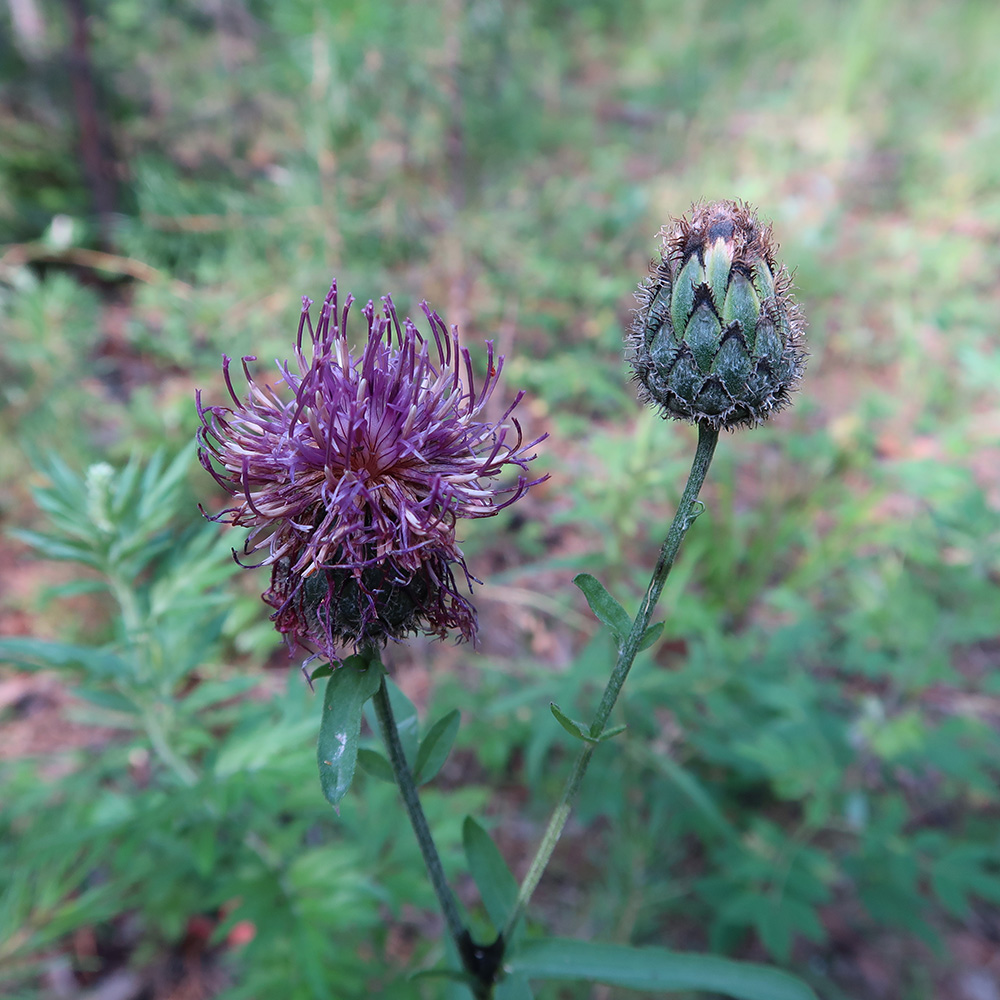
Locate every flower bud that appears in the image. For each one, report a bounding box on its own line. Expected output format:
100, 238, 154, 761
628, 201, 805, 430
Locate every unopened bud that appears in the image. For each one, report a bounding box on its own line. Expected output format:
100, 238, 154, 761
628, 201, 806, 430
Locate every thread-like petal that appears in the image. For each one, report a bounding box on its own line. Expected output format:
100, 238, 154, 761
199, 280, 546, 661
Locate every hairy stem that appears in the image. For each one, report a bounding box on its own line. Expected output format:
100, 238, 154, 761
503, 421, 720, 938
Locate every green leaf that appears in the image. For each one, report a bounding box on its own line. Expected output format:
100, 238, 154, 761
316, 655, 383, 808
410, 968, 477, 988
181, 677, 260, 714
550, 703, 597, 744
214, 715, 317, 777
597, 723, 626, 742
573, 573, 631, 644
73, 686, 141, 715
637, 744, 735, 839
462, 816, 518, 932
39, 579, 108, 601
757, 898, 824, 961
365, 677, 419, 767
0, 637, 132, 679
388, 678, 420, 767
356, 747, 396, 783
9, 528, 101, 567
414, 709, 461, 784
930, 846, 1000, 918
508, 938, 818, 1000
637, 621, 664, 652
495, 972, 535, 999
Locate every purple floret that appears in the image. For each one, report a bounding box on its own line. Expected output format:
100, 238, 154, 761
197, 280, 545, 661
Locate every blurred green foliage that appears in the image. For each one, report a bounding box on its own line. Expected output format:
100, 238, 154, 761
2, 0, 1000, 997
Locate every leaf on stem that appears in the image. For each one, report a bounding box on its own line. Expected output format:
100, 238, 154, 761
365, 676, 420, 767
356, 747, 396, 783
573, 574, 631, 645
414, 709, 461, 784
308, 662, 334, 682
462, 816, 518, 932
637, 621, 664, 651
73, 686, 141, 715
0, 637, 133, 679
550, 704, 625, 744
507, 938, 818, 1000
316, 654, 383, 808
494, 972, 535, 999
181, 676, 261, 714
550, 703, 594, 743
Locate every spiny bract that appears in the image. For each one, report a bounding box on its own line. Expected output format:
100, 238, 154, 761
628, 200, 806, 430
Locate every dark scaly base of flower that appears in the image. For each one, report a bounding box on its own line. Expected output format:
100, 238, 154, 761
628, 200, 806, 431
265, 552, 477, 657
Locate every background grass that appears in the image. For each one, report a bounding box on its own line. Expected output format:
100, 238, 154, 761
2, 1, 999, 998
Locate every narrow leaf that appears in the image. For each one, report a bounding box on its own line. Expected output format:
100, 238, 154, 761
573, 573, 631, 643
463, 816, 518, 931
639, 745, 735, 839
365, 677, 420, 767
7, 530, 100, 566
550, 703, 597, 744
597, 723, 627, 743
215, 716, 316, 776
73, 687, 141, 715
414, 709, 461, 784
0, 637, 132, 679
356, 747, 396, 783
495, 972, 535, 999
508, 938, 818, 1000
182, 677, 260, 713
637, 621, 664, 652
40, 580, 108, 601
316, 656, 383, 808
308, 663, 334, 682
409, 969, 477, 987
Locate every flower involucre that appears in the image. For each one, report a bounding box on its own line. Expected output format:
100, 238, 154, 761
198, 281, 544, 660
628, 200, 806, 430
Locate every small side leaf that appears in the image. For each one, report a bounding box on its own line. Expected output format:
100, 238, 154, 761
308, 663, 334, 682
463, 816, 519, 931
637, 621, 664, 652
317, 655, 383, 808
508, 938, 818, 1000
414, 709, 461, 785
550, 703, 598, 744
597, 723, 627, 743
356, 747, 396, 783
573, 574, 631, 644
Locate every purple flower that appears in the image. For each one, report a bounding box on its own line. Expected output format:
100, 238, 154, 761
197, 281, 545, 662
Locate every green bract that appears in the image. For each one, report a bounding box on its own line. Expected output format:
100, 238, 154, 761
628, 201, 806, 430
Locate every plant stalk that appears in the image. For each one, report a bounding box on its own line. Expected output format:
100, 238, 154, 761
503, 421, 720, 938
371, 671, 482, 988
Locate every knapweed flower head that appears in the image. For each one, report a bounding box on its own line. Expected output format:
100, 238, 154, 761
628, 200, 806, 430
197, 281, 545, 661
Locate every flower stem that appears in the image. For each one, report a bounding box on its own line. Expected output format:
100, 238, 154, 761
371, 671, 478, 983
503, 421, 720, 939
